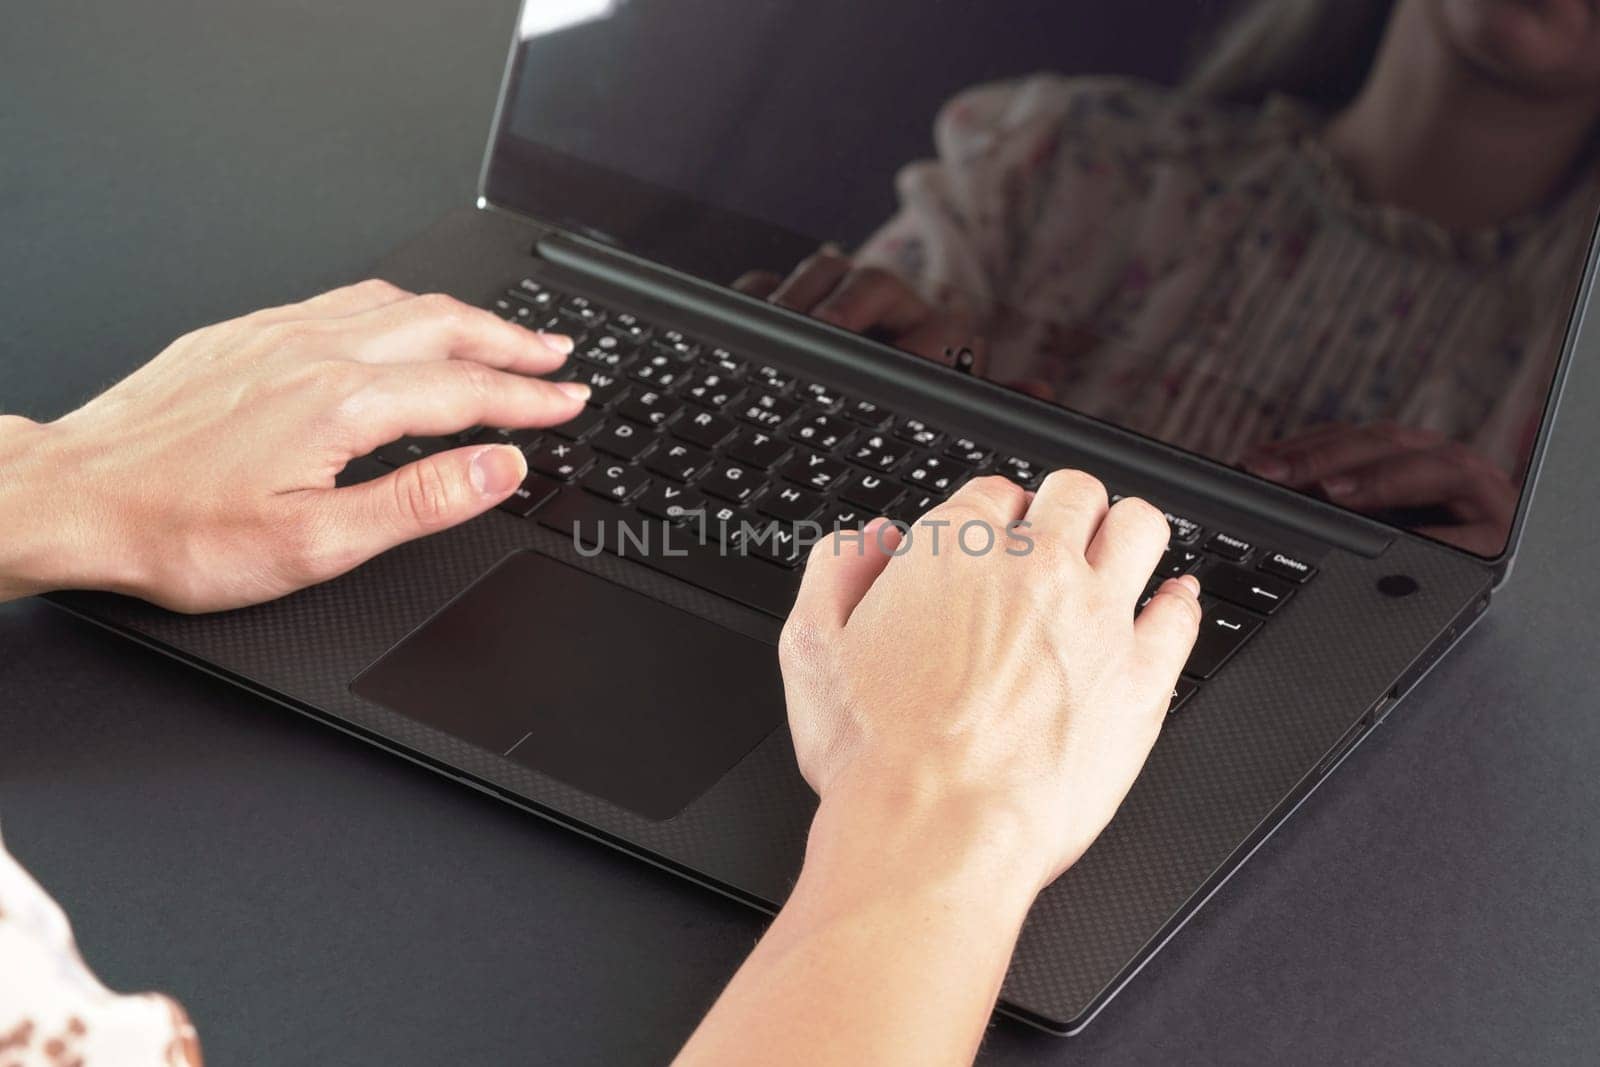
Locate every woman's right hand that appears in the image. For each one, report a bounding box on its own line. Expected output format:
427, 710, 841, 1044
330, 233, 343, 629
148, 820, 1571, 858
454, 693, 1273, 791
779, 472, 1201, 890
735, 246, 988, 372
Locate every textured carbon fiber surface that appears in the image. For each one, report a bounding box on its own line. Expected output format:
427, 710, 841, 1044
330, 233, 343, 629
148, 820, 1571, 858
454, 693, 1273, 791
54, 208, 1496, 1031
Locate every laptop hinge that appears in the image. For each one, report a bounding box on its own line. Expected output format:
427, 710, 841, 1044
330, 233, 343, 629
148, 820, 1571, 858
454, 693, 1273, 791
536, 229, 1396, 559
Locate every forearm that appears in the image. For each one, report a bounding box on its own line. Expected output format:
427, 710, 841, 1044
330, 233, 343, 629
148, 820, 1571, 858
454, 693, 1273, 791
675, 777, 1041, 1067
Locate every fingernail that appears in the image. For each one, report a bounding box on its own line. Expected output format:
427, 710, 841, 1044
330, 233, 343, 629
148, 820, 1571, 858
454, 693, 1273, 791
469, 445, 527, 496
1177, 574, 1201, 595
1323, 476, 1356, 498
555, 381, 591, 402
537, 331, 575, 356
1244, 456, 1289, 479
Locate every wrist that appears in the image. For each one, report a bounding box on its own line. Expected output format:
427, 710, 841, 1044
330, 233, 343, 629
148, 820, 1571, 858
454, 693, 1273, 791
797, 769, 1046, 932
0, 415, 143, 601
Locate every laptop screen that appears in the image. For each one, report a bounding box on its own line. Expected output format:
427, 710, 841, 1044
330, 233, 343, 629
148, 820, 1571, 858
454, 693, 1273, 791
483, 0, 1600, 559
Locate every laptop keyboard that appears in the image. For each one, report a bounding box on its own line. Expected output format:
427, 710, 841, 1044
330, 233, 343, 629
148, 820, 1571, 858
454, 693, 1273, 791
369, 279, 1321, 714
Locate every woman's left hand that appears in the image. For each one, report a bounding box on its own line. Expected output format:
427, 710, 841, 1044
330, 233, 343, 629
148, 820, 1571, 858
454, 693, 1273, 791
1240, 421, 1518, 554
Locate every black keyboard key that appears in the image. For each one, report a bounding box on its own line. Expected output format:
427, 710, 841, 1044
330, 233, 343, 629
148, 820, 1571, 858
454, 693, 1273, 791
680, 370, 744, 410
1165, 511, 1203, 544
636, 481, 708, 523
894, 417, 944, 448
753, 364, 796, 392
1259, 550, 1317, 584
945, 437, 994, 465
629, 351, 689, 389
581, 459, 648, 503
702, 347, 747, 376
758, 483, 825, 523
591, 419, 656, 461
1169, 678, 1199, 714
491, 294, 540, 327
800, 382, 845, 410
790, 413, 855, 452
536, 492, 800, 618
606, 312, 653, 345
527, 439, 595, 481
560, 295, 606, 329
1206, 531, 1252, 561
893, 491, 944, 522
845, 398, 894, 428
848, 433, 911, 473
746, 522, 806, 568
1156, 546, 1204, 578
549, 406, 606, 441
781, 451, 851, 492
1200, 562, 1295, 615
617, 389, 678, 429
569, 366, 631, 407
497, 473, 561, 517
654, 330, 702, 361
1185, 603, 1263, 679
510, 279, 560, 310
903, 453, 970, 494
735, 392, 803, 430
702, 460, 764, 504
727, 429, 792, 470
645, 441, 712, 483
467, 427, 541, 451
573, 338, 631, 370
819, 501, 871, 531
840, 472, 904, 513
673, 409, 737, 450
998, 456, 1044, 489
373, 436, 454, 467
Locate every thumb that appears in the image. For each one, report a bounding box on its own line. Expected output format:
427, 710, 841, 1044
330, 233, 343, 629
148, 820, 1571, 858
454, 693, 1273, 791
318, 443, 527, 564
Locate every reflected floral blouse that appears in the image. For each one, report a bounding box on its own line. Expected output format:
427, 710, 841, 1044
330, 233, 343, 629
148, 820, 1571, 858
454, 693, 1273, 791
860, 75, 1600, 476
0, 827, 199, 1066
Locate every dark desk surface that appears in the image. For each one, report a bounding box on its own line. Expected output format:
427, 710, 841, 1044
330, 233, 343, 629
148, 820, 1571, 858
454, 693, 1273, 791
4, 3, 1598, 1063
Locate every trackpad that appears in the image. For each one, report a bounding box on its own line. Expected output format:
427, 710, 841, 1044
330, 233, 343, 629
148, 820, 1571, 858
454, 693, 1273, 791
351, 551, 785, 820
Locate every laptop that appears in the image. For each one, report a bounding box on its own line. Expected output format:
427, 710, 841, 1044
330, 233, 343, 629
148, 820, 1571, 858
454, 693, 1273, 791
50, 0, 1599, 1035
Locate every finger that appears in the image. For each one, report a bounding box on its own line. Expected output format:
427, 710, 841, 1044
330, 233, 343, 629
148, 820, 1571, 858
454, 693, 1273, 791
791, 517, 903, 630
1321, 451, 1485, 513
343, 361, 590, 452
896, 306, 984, 367
732, 270, 783, 299
769, 248, 852, 312
1245, 426, 1398, 486
309, 444, 530, 568
1134, 575, 1203, 682
1024, 469, 1110, 553
810, 268, 931, 335
337, 292, 574, 372
1085, 496, 1171, 600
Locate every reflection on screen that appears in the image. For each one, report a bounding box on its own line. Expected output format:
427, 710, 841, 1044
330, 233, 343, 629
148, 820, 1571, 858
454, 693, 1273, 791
498, 0, 1600, 556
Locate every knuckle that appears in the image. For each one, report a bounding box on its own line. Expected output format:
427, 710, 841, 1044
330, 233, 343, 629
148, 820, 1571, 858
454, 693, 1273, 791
778, 615, 830, 671
1040, 468, 1107, 504
1118, 496, 1169, 541
352, 277, 405, 299
414, 291, 469, 325
393, 458, 459, 530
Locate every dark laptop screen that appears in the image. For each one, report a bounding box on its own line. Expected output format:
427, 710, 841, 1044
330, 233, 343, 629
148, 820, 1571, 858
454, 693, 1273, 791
483, 0, 1600, 558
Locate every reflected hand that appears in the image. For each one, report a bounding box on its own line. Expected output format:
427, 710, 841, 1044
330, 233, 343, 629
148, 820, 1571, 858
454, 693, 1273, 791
735, 245, 987, 370
0, 280, 587, 611
1240, 422, 1518, 554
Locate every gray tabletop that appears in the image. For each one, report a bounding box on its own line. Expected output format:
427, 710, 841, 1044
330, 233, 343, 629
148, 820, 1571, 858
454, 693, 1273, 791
3, 3, 1598, 1064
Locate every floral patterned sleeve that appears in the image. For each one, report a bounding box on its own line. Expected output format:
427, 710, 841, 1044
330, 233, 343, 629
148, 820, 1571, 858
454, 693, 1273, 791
0, 827, 201, 1066
856, 74, 1150, 326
